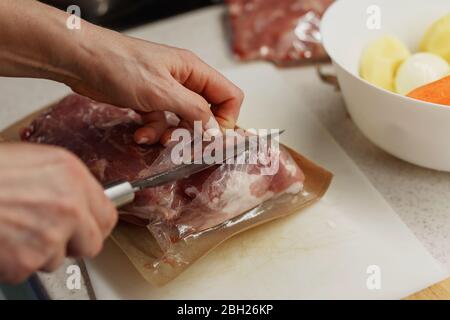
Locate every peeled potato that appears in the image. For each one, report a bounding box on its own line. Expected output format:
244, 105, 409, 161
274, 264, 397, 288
421, 13, 450, 63
360, 36, 411, 92
395, 53, 449, 95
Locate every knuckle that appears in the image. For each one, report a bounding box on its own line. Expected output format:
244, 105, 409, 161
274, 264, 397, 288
193, 102, 210, 117
65, 160, 85, 179
40, 229, 63, 248
42, 256, 64, 273
53, 148, 77, 165
92, 193, 118, 236
55, 150, 85, 179
179, 48, 197, 61
55, 198, 82, 220
104, 207, 119, 233
80, 225, 104, 258
85, 238, 103, 258
97, 210, 118, 236
14, 256, 37, 282
235, 87, 245, 102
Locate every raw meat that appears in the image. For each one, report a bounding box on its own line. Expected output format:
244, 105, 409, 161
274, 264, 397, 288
21, 95, 160, 182
22, 94, 305, 247
226, 0, 334, 65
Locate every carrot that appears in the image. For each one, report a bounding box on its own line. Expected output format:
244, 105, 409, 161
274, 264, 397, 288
407, 75, 450, 106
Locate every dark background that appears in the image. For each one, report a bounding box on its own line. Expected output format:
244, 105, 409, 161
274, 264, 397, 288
40, 0, 223, 30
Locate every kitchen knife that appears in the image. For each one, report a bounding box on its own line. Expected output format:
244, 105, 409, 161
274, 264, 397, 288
104, 130, 284, 208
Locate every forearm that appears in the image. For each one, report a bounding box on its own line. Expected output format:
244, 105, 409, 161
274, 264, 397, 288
0, 0, 98, 85
0, 0, 243, 137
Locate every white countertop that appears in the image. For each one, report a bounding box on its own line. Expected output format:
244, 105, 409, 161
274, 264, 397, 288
1, 6, 449, 299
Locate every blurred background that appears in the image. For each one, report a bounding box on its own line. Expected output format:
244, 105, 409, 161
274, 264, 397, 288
40, 0, 223, 30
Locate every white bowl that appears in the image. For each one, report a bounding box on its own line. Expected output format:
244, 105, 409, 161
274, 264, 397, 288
321, 0, 450, 171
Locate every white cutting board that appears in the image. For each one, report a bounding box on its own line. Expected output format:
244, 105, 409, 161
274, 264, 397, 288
85, 64, 447, 299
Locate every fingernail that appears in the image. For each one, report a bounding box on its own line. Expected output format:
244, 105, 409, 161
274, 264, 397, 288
205, 117, 220, 131
164, 111, 180, 127
162, 137, 173, 147
137, 137, 149, 144
204, 117, 221, 139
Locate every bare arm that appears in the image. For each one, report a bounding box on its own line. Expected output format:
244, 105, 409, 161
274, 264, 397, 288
0, 0, 85, 83
0, 0, 245, 283
0, 0, 244, 144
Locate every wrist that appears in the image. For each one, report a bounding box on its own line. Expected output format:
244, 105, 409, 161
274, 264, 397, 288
44, 13, 98, 86
62, 22, 121, 92
0, 0, 89, 85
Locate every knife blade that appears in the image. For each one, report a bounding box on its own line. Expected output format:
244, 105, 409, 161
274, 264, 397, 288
104, 130, 284, 208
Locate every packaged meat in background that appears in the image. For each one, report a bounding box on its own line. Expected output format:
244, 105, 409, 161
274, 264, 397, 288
226, 0, 335, 66
21, 94, 332, 285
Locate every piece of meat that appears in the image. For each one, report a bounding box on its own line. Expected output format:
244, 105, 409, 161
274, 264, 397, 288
226, 0, 334, 65
21, 95, 160, 182
22, 94, 305, 248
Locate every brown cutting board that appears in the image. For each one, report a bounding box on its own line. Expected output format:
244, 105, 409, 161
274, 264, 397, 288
0, 108, 44, 141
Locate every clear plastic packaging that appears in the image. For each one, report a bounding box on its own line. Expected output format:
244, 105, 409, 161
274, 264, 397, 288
17, 94, 333, 286
112, 147, 331, 286
119, 140, 306, 253
226, 0, 335, 66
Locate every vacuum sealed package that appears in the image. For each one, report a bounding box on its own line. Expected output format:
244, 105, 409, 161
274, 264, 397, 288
226, 0, 335, 66
19, 95, 332, 286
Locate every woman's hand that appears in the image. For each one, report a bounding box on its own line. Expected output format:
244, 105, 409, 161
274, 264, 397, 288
0, 143, 117, 284
0, 0, 244, 145
70, 30, 244, 144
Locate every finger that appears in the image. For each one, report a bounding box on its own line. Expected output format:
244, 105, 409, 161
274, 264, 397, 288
134, 111, 170, 145
160, 119, 193, 146
163, 79, 220, 132
160, 128, 176, 146
66, 202, 104, 258
0, 143, 67, 168
164, 111, 181, 127
40, 247, 65, 273
84, 174, 118, 239
175, 52, 244, 129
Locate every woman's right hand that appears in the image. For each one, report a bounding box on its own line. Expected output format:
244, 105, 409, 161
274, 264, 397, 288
0, 143, 117, 284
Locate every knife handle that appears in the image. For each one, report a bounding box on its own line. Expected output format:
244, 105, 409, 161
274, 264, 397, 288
104, 181, 136, 208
